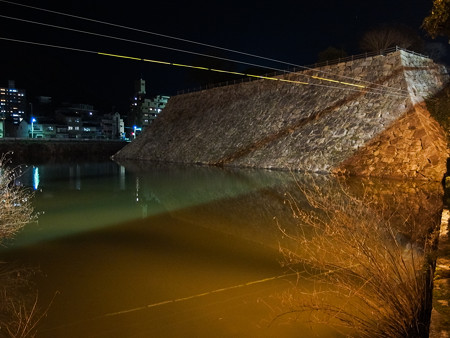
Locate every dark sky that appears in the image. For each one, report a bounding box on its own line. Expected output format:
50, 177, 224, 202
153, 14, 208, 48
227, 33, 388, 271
0, 0, 439, 112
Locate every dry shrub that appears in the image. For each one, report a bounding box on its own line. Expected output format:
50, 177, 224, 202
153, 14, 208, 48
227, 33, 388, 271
0, 153, 45, 337
0, 154, 35, 243
0, 263, 43, 338
275, 175, 441, 337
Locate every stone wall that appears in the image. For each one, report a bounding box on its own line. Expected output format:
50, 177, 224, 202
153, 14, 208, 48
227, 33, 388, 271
335, 103, 448, 180
114, 50, 449, 181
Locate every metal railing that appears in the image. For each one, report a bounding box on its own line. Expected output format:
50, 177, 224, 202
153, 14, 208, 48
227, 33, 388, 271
177, 46, 429, 95
305, 46, 427, 69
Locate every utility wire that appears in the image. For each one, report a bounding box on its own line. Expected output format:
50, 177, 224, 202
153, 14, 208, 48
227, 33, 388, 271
0, 0, 315, 69
0, 14, 409, 97
0, 0, 410, 95
0, 14, 285, 76
0, 36, 408, 98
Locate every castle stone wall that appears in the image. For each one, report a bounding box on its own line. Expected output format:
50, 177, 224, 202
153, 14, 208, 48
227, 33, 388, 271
114, 50, 449, 181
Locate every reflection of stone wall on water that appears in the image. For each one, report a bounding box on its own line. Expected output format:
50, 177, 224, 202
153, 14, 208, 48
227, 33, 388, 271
339, 177, 443, 245
114, 50, 448, 181
122, 161, 443, 250
175, 176, 442, 250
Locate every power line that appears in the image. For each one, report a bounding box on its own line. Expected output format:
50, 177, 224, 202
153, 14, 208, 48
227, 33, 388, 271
0, 36, 98, 55
0, 0, 307, 69
0, 14, 291, 77
0, 37, 408, 98
0, 0, 410, 95
0, 15, 409, 96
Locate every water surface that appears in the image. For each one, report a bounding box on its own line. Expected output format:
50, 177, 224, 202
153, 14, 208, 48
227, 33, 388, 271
0, 161, 442, 337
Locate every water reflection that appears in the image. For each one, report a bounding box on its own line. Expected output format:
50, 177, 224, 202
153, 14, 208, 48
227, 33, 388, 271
32, 166, 39, 191
10, 162, 305, 248
0, 160, 443, 337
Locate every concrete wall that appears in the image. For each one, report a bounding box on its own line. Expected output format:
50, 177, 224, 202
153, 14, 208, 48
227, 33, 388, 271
0, 139, 127, 164
114, 50, 449, 181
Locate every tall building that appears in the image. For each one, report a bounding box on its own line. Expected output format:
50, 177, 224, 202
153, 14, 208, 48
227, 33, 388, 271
141, 95, 170, 127
129, 78, 170, 131
0, 80, 27, 125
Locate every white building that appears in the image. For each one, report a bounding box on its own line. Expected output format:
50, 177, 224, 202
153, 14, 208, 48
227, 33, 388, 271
101, 112, 125, 139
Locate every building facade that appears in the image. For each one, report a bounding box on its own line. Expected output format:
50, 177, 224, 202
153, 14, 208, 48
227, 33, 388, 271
0, 80, 27, 136
141, 95, 170, 128
129, 78, 170, 132
101, 112, 125, 139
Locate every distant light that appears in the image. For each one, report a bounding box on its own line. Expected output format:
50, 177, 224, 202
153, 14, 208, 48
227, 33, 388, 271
31, 117, 36, 123
32, 166, 39, 190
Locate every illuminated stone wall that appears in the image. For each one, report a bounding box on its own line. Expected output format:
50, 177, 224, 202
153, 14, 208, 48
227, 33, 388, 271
114, 50, 449, 181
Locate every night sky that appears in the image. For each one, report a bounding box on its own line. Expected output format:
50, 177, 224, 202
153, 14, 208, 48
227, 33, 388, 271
0, 0, 441, 112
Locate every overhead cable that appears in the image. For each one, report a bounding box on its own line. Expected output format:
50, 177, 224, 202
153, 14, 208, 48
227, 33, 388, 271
0, 14, 408, 96
0, 37, 408, 98
0, 0, 410, 95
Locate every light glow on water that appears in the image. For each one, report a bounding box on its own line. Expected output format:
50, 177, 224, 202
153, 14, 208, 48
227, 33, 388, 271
0, 160, 442, 337
32, 166, 39, 190
8, 161, 298, 247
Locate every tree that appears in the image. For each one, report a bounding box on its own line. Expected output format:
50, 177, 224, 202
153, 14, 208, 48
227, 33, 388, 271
422, 0, 450, 39
317, 46, 348, 63
0, 155, 35, 241
359, 24, 424, 53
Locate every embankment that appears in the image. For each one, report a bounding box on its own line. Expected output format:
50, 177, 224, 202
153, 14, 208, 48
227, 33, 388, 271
114, 50, 449, 181
0, 139, 127, 163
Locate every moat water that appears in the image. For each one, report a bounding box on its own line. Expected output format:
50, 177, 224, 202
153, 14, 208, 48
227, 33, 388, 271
0, 161, 442, 337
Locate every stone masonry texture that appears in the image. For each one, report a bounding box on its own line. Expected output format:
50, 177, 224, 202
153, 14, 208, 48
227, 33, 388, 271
114, 50, 449, 181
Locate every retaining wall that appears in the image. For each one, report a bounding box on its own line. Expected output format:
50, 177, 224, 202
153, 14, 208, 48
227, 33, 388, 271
114, 50, 449, 181
0, 139, 127, 164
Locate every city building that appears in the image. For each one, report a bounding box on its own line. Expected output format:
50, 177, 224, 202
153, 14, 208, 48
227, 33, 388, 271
129, 78, 170, 133
129, 78, 147, 128
0, 82, 126, 140
55, 103, 99, 139
0, 80, 27, 137
141, 95, 170, 128
101, 112, 125, 139
0, 112, 4, 138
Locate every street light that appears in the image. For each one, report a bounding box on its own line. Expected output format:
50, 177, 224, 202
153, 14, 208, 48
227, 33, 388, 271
31, 117, 36, 138
132, 125, 142, 139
